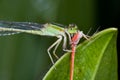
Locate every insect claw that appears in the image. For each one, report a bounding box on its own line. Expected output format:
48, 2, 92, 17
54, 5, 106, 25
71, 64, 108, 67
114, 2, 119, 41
63, 49, 72, 52
53, 52, 59, 59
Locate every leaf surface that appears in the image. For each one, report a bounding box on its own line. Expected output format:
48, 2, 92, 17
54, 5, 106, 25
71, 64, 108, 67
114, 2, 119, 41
43, 28, 118, 80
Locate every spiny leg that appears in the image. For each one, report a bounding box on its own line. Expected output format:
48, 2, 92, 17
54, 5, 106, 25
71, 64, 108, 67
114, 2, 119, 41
86, 27, 100, 37
81, 31, 89, 40
62, 34, 71, 52
93, 26, 100, 35
65, 30, 71, 43
47, 35, 62, 65
53, 36, 62, 59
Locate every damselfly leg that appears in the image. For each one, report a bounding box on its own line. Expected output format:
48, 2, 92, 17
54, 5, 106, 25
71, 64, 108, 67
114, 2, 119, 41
47, 35, 62, 65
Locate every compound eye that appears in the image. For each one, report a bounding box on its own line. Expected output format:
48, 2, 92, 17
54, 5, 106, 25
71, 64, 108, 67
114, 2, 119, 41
69, 24, 76, 27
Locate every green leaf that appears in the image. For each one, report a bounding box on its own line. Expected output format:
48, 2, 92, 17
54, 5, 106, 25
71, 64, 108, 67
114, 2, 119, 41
43, 28, 118, 80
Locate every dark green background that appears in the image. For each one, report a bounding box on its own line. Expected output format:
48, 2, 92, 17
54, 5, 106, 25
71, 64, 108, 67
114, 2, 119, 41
0, 0, 119, 80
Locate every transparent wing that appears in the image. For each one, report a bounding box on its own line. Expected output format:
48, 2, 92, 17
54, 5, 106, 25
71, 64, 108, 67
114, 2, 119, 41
0, 21, 44, 36
0, 31, 20, 36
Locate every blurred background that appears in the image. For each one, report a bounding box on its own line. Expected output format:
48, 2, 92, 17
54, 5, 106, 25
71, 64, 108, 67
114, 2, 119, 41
0, 0, 119, 80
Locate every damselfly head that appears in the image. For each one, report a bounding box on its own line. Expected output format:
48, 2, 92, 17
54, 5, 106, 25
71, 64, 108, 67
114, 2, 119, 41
68, 24, 77, 28
67, 24, 78, 34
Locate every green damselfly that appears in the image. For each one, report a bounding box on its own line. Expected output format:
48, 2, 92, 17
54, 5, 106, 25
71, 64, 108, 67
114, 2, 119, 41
0, 21, 89, 80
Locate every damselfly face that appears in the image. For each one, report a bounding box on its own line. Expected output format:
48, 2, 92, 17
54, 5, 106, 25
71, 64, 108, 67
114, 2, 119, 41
67, 24, 78, 34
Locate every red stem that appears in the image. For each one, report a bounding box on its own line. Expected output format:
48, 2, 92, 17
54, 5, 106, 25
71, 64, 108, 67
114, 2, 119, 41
70, 45, 76, 80
70, 31, 81, 80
